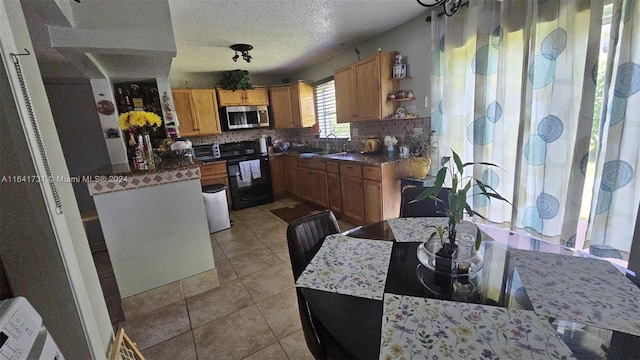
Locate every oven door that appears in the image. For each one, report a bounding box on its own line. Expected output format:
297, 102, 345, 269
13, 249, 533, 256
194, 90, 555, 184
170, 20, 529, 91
224, 106, 262, 130
226, 156, 274, 210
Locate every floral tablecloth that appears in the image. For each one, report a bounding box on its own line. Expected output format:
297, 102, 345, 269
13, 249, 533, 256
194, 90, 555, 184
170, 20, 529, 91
380, 293, 575, 360
387, 217, 490, 243
509, 249, 640, 336
295, 234, 393, 300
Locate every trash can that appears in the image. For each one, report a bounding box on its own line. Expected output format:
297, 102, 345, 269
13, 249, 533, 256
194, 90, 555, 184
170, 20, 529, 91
202, 184, 231, 233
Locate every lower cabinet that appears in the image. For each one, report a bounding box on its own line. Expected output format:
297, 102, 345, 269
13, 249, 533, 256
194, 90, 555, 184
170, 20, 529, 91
363, 179, 382, 223
340, 175, 364, 222
311, 170, 329, 208
298, 170, 314, 203
327, 172, 342, 214
200, 162, 231, 206
277, 155, 409, 224
286, 156, 301, 197
270, 155, 288, 198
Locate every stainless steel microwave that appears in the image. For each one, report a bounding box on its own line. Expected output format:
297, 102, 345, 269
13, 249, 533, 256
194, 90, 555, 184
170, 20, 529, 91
221, 105, 270, 130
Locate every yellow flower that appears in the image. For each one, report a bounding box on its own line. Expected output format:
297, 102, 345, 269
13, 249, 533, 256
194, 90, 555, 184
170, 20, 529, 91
458, 326, 472, 336
389, 344, 404, 356
118, 112, 131, 130
118, 111, 162, 130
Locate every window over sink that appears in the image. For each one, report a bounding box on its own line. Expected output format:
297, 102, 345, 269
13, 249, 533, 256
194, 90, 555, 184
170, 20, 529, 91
315, 78, 350, 139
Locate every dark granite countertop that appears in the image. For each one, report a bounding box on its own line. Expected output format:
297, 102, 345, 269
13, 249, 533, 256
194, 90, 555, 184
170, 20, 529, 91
275, 151, 408, 166
88, 156, 205, 176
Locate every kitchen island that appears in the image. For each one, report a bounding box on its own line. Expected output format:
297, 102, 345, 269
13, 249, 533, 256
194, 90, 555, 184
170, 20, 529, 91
87, 157, 215, 298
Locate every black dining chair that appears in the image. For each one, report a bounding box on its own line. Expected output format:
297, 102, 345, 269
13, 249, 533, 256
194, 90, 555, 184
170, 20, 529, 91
286, 210, 355, 360
400, 186, 451, 217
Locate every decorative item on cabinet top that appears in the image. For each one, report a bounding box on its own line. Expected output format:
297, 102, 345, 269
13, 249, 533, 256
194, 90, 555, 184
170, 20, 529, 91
217, 69, 252, 91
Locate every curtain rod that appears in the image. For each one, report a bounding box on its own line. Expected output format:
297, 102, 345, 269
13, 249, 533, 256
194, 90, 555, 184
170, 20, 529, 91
425, 1, 470, 22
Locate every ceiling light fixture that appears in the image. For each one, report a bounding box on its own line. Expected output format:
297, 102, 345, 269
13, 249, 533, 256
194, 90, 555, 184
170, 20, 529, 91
417, 0, 463, 17
230, 44, 253, 63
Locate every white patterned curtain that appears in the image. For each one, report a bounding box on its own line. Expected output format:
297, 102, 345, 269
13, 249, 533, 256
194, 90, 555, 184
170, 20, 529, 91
430, 1, 615, 248
588, 0, 640, 257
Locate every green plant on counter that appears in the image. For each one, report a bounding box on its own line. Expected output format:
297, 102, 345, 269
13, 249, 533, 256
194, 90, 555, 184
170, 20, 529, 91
404, 128, 436, 158
413, 150, 511, 250
217, 70, 252, 91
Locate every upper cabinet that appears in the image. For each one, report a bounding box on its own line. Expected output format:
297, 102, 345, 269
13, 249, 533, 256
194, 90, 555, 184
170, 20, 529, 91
270, 81, 316, 129
335, 52, 396, 123
172, 89, 221, 137
216, 88, 269, 106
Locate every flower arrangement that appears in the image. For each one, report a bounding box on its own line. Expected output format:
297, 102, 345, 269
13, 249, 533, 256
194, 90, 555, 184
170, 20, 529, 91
384, 136, 398, 147
404, 128, 436, 158
118, 111, 162, 134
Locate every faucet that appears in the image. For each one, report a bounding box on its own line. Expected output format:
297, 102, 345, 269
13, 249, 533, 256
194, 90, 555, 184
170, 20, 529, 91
326, 133, 337, 152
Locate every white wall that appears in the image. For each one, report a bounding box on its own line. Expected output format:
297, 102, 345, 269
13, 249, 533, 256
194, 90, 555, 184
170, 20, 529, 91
292, 14, 433, 118
0, 1, 112, 358
168, 70, 282, 89
90, 78, 129, 165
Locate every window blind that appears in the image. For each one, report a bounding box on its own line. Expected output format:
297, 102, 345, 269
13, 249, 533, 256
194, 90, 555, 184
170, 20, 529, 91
315, 79, 350, 139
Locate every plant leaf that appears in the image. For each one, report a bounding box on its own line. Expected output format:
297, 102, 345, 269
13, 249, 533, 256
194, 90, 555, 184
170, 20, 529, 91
441, 156, 450, 167
452, 151, 464, 175
462, 161, 502, 168
475, 227, 482, 250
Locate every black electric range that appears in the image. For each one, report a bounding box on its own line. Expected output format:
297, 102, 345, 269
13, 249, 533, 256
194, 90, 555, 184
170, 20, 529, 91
193, 141, 273, 210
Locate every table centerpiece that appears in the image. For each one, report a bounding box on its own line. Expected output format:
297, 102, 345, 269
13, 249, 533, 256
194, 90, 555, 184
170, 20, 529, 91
414, 150, 511, 278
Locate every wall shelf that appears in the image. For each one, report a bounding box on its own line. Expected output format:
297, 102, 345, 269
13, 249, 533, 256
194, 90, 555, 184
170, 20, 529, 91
390, 76, 412, 81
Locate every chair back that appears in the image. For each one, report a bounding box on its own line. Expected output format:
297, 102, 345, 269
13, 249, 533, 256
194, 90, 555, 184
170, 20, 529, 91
287, 210, 340, 280
400, 186, 450, 217
287, 210, 341, 359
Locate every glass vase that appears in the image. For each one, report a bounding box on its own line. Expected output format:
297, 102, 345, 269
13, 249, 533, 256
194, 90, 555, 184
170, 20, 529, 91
143, 134, 156, 170
417, 233, 483, 276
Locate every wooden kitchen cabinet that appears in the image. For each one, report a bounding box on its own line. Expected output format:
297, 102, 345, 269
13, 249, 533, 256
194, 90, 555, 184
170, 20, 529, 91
270, 155, 288, 198
286, 157, 301, 198
172, 89, 221, 136
270, 81, 316, 129
327, 172, 342, 214
334, 52, 396, 123
340, 174, 364, 222
199, 162, 231, 205
216, 88, 269, 106
296, 158, 329, 208
311, 170, 329, 208
334, 66, 353, 123
285, 155, 409, 225
363, 179, 382, 223
298, 170, 314, 203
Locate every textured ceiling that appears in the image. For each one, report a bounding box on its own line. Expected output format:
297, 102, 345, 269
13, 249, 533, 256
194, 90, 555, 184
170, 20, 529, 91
23, 0, 427, 79
168, 0, 425, 75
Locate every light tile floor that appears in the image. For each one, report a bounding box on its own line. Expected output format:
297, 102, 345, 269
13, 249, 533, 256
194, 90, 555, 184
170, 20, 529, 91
119, 198, 355, 360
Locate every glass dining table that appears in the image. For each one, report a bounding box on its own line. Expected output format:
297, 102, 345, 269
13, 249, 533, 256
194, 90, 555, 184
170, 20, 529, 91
296, 219, 640, 360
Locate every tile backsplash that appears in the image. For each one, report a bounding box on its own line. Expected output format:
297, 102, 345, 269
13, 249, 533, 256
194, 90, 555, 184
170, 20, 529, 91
188, 117, 431, 152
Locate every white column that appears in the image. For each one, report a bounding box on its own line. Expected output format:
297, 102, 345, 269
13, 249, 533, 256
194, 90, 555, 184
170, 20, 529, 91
90, 78, 130, 166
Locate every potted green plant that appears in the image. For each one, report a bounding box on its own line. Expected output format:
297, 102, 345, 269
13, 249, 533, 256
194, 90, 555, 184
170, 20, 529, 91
217, 69, 252, 91
404, 129, 436, 179
414, 150, 511, 276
